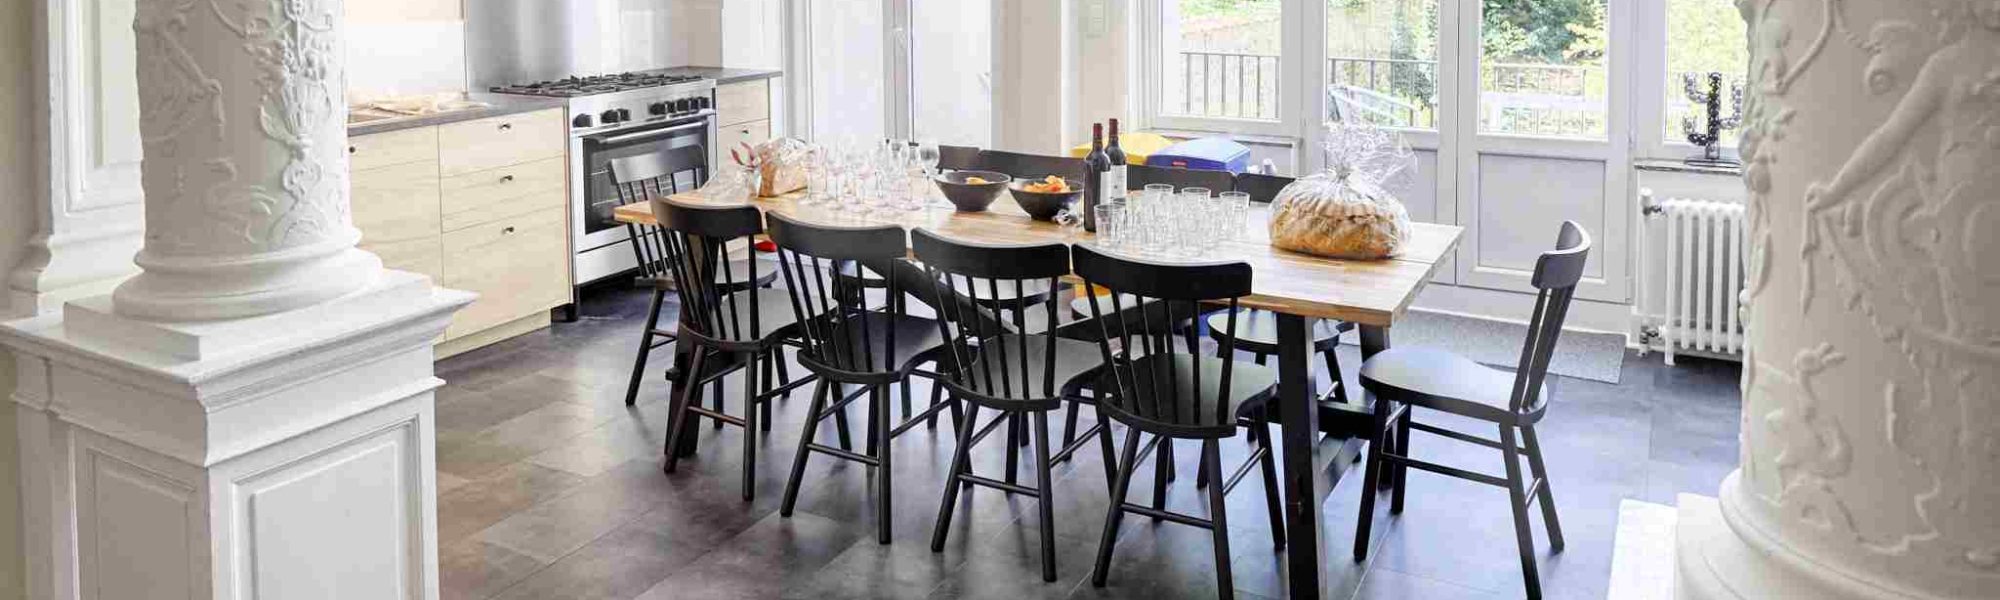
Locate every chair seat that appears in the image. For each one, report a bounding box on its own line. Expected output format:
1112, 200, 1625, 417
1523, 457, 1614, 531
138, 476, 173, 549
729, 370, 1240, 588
1204, 309, 1350, 351
798, 312, 946, 380
1358, 346, 1546, 424
943, 335, 1104, 410
650, 257, 775, 291
1098, 354, 1278, 438
687, 289, 800, 347
1068, 293, 1149, 319
833, 261, 890, 287
950, 276, 1055, 309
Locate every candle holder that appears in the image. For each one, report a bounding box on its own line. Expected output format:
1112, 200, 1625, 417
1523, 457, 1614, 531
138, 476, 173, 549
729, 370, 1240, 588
1681, 72, 1745, 168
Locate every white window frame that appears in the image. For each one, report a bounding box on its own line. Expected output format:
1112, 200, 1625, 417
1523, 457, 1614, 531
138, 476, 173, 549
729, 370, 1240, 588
1137, 0, 1306, 139
1631, 0, 1744, 162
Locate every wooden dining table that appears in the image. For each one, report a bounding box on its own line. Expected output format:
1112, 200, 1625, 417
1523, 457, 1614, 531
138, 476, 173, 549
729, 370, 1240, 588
614, 189, 1463, 598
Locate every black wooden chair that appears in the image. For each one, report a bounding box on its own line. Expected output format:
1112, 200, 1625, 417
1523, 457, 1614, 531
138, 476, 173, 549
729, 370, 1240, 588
913, 229, 1115, 582
938, 144, 984, 172
975, 149, 1088, 182
768, 214, 949, 544
1351, 221, 1591, 600
654, 200, 812, 501
1230, 172, 1294, 204
1205, 310, 1353, 404
612, 146, 782, 407
1128, 163, 1235, 194
1073, 246, 1285, 599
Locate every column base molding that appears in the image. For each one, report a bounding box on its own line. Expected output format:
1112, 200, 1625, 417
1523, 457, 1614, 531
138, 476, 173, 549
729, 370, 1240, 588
1676, 473, 1931, 600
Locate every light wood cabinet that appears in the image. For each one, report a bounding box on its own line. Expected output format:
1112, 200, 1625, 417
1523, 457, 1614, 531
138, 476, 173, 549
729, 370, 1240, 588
715, 80, 771, 126
717, 120, 772, 157
348, 107, 572, 355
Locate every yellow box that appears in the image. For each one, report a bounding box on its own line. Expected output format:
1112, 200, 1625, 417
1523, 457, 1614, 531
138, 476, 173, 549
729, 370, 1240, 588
1069, 131, 1175, 166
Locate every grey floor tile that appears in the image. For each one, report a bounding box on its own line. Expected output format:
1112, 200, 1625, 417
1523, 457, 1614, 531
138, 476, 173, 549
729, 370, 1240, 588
438, 463, 586, 544
631, 511, 866, 600
439, 538, 547, 600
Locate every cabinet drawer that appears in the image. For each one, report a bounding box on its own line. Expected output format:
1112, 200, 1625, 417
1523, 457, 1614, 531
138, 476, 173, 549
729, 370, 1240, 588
349, 127, 437, 171
437, 109, 567, 176
440, 157, 567, 231
718, 120, 771, 157
351, 160, 444, 280
441, 210, 571, 338
715, 80, 770, 127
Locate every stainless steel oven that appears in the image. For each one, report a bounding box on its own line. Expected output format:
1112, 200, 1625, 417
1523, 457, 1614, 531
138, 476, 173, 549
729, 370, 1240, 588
570, 108, 717, 285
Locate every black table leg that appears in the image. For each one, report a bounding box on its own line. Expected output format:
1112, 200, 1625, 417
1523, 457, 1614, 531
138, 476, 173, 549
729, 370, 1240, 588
1277, 313, 1328, 598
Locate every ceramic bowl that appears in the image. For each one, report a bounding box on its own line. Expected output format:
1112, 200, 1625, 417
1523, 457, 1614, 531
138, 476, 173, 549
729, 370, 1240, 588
933, 171, 1012, 212
1007, 179, 1086, 221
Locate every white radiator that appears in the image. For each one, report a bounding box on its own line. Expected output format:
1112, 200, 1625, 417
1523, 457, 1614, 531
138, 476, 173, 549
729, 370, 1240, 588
1636, 190, 1746, 365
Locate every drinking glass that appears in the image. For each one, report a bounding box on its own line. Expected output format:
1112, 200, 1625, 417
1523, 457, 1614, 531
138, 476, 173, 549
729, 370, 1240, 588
1218, 191, 1252, 242
1094, 202, 1127, 251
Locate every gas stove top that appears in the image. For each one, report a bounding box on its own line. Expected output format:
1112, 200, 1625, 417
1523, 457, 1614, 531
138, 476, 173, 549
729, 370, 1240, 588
489, 72, 707, 98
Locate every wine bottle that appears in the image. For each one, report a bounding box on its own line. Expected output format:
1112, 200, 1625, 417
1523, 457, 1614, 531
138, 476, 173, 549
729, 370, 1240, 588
1105, 118, 1128, 203
1083, 123, 1109, 232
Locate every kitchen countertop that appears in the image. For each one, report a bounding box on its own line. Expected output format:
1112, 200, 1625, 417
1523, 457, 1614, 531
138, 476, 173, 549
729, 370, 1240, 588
348, 93, 567, 137
657, 66, 783, 85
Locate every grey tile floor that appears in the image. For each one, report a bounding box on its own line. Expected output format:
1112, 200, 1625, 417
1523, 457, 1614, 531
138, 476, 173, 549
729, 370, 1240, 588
433, 286, 1742, 600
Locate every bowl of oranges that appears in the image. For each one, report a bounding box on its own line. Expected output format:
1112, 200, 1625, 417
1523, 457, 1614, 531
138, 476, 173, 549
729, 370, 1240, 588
934, 170, 1012, 212
1007, 176, 1085, 221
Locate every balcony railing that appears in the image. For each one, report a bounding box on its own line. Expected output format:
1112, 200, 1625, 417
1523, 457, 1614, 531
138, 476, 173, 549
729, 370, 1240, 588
1170, 51, 1605, 137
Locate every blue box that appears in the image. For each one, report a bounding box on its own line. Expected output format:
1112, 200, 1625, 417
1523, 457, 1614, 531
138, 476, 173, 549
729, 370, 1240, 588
1146, 137, 1252, 173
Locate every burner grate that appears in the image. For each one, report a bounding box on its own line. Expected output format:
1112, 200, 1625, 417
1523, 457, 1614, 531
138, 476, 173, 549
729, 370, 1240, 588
490, 72, 706, 97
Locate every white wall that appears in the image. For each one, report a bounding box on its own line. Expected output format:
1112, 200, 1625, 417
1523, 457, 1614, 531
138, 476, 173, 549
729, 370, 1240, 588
993, 0, 1070, 153
0, 0, 34, 592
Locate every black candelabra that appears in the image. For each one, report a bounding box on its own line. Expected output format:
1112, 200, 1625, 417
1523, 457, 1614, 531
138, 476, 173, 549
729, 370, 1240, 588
1682, 72, 1744, 167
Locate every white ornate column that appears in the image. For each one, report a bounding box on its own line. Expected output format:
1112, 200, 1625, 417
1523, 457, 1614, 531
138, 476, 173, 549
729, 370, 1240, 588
113, 0, 381, 321
1675, 1, 2000, 599
2, 0, 472, 597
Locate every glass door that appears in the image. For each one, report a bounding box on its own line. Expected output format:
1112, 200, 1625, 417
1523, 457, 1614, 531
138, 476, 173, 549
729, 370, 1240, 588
806, 0, 889, 142
908, 0, 994, 147
1450, 0, 1629, 301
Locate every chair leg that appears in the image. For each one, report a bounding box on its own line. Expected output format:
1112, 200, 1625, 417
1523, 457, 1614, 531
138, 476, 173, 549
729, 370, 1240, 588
711, 375, 726, 431
1498, 424, 1543, 599
865, 385, 881, 459
759, 351, 775, 434
1091, 427, 1144, 588
930, 403, 982, 552
1152, 438, 1172, 519
900, 379, 914, 424
773, 349, 793, 398
663, 350, 708, 472
833, 385, 854, 451
1031, 411, 1058, 582
780, 380, 831, 516
1390, 404, 1412, 514
927, 374, 945, 430
741, 351, 761, 501
1005, 414, 1022, 485
1059, 401, 1081, 463
874, 384, 893, 543
1521, 424, 1565, 552
1255, 414, 1286, 550
1094, 390, 1119, 488
1352, 398, 1389, 561
625, 288, 667, 406
1253, 352, 1268, 366
1202, 440, 1235, 599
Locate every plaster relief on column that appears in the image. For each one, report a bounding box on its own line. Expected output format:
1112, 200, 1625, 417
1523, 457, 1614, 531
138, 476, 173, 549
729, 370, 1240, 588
114, 0, 379, 321
1719, 0, 2000, 596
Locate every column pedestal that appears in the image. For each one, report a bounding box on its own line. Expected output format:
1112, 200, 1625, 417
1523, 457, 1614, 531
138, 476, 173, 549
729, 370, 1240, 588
3, 271, 471, 599
1673, 1, 1999, 599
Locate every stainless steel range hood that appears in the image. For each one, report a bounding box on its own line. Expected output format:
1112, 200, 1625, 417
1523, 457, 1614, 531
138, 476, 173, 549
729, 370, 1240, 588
466, 0, 686, 89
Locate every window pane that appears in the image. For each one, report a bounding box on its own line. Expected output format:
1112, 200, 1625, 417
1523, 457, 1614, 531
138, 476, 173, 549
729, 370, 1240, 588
809, 0, 886, 141
1477, 0, 1609, 138
912, 0, 992, 147
1326, 0, 1440, 131
1159, 0, 1282, 121
1665, 0, 1748, 147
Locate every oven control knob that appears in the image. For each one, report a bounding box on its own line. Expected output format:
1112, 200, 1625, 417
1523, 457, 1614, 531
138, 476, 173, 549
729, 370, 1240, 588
698, 96, 713, 110
649, 102, 668, 116
675, 98, 694, 113
616, 108, 632, 121
600, 109, 621, 124
572, 113, 593, 128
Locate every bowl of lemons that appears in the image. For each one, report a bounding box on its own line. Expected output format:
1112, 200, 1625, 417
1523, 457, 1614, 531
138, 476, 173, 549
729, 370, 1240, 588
934, 170, 1012, 212
1008, 176, 1085, 221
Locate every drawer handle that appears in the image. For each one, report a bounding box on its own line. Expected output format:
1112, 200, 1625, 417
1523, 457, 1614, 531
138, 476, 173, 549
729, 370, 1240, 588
502, 226, 517, 235
498, 123, 513, 132
500, 175, 516, 184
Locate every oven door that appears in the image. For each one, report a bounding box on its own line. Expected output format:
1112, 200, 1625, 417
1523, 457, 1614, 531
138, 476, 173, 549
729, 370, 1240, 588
571, 115, 715, 282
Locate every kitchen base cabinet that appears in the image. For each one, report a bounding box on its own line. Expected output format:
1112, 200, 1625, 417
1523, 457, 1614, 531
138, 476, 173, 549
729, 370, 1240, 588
347, 107, 572, 355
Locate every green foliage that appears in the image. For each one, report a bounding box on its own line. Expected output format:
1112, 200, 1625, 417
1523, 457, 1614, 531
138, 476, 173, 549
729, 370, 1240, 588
1479, 0, 1604, 64
1180, 0, 1280, 19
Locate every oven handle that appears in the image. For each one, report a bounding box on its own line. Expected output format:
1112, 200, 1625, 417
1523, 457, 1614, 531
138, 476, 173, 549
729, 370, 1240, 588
587, 120, 709, 146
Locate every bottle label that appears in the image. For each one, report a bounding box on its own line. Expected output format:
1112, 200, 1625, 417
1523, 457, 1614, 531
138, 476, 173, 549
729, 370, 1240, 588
1106, 167, 1127, 202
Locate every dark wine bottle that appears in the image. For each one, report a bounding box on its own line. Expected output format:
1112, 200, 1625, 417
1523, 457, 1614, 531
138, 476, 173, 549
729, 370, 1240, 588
1105, 118, 1128, 203
1083, 123, 1109, 232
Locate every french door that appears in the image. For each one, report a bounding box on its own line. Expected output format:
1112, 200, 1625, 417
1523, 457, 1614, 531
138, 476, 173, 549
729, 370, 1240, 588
796, 0, 996, 147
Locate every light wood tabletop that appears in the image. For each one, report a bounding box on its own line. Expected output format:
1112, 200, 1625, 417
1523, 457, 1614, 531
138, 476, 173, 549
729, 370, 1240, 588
613, 189, 1461, 328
